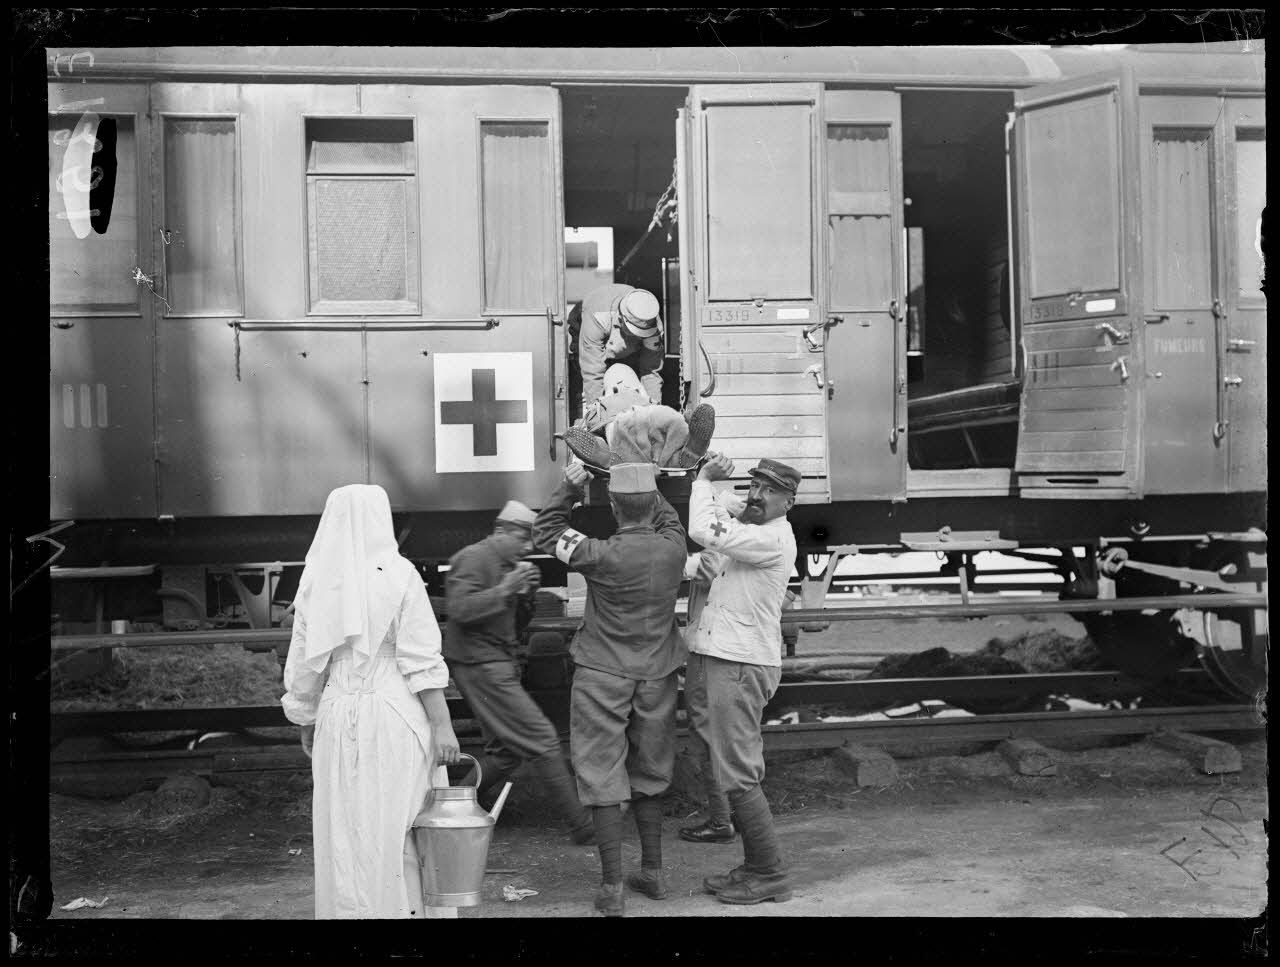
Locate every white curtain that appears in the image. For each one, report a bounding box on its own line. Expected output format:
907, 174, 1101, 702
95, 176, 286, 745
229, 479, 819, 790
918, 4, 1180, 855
164, 119, 242, 314
481, 122, 553, 311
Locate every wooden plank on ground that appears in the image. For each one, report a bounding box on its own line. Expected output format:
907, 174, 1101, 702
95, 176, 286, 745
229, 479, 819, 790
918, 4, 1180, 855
1150, 729, 1243, 775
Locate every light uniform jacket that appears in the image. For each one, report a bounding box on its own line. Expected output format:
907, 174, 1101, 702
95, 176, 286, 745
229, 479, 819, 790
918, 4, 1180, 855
686, 479, 797, 668
577, 282, 664, 405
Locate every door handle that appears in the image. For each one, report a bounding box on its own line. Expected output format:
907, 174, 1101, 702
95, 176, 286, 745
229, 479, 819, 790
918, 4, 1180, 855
546, 307, 560, 460
1143, 313, 1170, 324
1223, 376, 1243, 387
1227, 338, 1256, 351
1095, 322, 1130, 345
1211, 299, 1227, 445
1111, 356, 1129, 381
803, 316, 841, 353
889, 299, 905, 447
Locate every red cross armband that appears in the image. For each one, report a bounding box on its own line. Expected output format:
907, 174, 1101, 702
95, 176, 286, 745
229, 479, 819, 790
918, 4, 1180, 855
555, 528, 588, 564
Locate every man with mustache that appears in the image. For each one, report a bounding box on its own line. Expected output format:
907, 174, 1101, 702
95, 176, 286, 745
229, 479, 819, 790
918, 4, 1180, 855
685, 453, 800, 905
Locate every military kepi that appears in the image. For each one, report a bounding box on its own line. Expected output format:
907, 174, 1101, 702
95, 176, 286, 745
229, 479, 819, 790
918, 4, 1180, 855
496, 500, 536, 531
747, 458, 801, 495
607, 462, 658, 494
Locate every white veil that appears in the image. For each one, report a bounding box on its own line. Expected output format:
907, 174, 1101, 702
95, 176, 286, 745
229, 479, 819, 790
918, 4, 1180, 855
293, 484, 417, 674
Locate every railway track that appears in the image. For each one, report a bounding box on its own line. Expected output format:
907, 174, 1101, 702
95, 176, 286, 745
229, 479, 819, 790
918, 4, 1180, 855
51, 669, 1263, 785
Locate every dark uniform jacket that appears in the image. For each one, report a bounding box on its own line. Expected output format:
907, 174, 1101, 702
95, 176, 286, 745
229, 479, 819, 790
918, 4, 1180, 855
533, 479, 688, 680
442, 536, 534, 665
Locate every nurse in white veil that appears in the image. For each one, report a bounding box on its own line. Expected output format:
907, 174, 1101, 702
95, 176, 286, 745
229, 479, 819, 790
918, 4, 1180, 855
282, 484, 461, 918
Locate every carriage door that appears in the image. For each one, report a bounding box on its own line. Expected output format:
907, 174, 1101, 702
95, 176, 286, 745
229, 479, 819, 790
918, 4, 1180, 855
49, 82, 157, 519
1138, 95, 1227, 493
823, 91, 906, 500
1221, 97, 1266, 493
684, 84, 830, 502
1013, 70, 1144, 498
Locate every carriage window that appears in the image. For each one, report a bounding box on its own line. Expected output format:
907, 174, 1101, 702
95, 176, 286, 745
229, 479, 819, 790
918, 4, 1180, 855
164, 118, 242, 316
305, 118, 418, 314
480, 121, 555, 313
1023, 93, 1121, 298
827, 124, 893, 310
49, 114, 139, 314
1150, 127, 1213, 309
1235, 127, 1265, 301
706, 104, 813, 301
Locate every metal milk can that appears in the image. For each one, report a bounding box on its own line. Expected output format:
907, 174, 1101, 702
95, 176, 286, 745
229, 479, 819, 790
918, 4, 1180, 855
411, 753, 512, 908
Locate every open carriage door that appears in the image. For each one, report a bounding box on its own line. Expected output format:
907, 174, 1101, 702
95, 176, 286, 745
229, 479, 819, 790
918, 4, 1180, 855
822, 90, 907, 500
1013, 70, 1144, 498
684, 84, 831, 502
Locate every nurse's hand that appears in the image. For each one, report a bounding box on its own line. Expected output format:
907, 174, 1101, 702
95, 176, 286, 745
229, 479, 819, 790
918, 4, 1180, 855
300, 724, 315, 759
434, 723, 461, 766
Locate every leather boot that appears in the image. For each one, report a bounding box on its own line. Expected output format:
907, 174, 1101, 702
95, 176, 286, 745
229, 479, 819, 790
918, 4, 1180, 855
714, 865, 793, 905
625, 868, 670, 900
594, 881, 625, 917
703, 864, 751, 895
679, 819, 737, 844
530, 753, 595, 845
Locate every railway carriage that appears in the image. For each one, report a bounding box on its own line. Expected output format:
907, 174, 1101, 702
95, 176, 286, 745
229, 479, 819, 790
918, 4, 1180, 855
48, 45, 1266, 700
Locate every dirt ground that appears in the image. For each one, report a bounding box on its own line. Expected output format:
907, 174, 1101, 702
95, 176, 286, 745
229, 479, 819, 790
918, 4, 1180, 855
37, 614, 1266, 925
43, 732, 1267, 921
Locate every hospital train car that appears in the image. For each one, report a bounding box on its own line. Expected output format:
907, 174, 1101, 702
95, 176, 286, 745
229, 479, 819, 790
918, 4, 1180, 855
48, 45, 1266, 698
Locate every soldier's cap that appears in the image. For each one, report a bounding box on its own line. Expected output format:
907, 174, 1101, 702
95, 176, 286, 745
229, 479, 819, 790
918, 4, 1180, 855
747, 458, 802, 495
495, 500, 536, 532
615, 289, 662, 338
607, 462, 658, 494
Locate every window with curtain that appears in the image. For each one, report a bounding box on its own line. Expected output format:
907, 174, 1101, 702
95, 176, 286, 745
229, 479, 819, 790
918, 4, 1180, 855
306, 118, 418, 314
705, 104, 813, 301
164, 118, 242, 316
480, 121, 554, 313
1150, 127, 1214, 309
1023, 94, 1121, 299
49, 114, 139, 314
827, 124, 893, 311
1235, 127, 1265, 301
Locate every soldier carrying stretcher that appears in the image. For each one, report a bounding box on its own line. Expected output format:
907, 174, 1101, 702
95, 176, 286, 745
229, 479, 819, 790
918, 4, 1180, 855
532, 461, 688, 918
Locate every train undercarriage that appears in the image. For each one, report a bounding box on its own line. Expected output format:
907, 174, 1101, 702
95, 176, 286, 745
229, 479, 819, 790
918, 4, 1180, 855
48, 491, 1267, 707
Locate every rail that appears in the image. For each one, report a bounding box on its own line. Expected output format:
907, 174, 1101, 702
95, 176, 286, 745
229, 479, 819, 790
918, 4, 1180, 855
52, 703, 1262, 783
48, 591, 1269, 652
49, 669, 1217, 740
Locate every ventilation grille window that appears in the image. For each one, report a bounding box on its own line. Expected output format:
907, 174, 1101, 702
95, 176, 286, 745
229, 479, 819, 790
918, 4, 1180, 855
305, 118, 418, 314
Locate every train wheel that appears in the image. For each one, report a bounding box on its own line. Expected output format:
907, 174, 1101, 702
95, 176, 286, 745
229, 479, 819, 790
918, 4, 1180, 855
1188, 609, 1268, 705
1082, 610, 1198, 679
1185, 539, 1268, 705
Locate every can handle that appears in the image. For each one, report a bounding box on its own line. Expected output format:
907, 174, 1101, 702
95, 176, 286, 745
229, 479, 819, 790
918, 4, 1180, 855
456, 752, 481, 789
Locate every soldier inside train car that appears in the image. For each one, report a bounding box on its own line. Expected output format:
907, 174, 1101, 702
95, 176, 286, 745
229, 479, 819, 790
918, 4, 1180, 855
574, 282, 666, 407
443, 501, 596, 845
